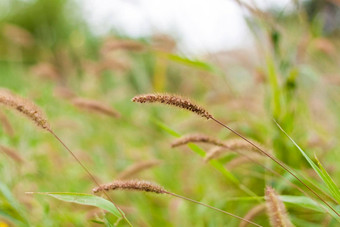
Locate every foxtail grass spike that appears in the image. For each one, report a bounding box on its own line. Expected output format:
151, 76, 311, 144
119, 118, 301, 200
171, 134, 225, 148
265, 186, 293, 227
132, 92, 340, 218
132, 93, 212, 119
0, 89, 50, 130
71, 97, 120, 118
117, 160, 161, 180
93, 180, 262, 227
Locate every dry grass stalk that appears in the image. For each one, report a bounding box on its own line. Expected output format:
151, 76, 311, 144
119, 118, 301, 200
265, 186, 293, 227
171, 134, 225, 148
93, 180, 261, 226
93, 180, 167, 194
0, 110, 14, 137
132, 93, 212, 119
240, 203, 266, 227
117, 160, 161, 180
71, 97, 120, 118
226, 154, 264, 170
0, 89, 50, 130
0, 145, 24, 164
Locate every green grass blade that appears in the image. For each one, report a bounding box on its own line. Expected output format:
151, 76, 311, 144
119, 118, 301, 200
0, 182, 29, 226
275, 121, 340, 204
280, 195, 340, 221
28, 192, 122, 218
314, 155, 340, 204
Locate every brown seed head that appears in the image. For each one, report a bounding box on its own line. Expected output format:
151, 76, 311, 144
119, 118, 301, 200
171, 134, 225, 148
117, 160, 161, 180
71, 97, 120, 118
0, 89, 50, 130
93, 180, 167, 194
265, 186, 293, 227
132, 93, 212, 119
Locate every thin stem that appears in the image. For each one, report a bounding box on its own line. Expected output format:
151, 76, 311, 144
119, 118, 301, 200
229, 148, 335, 215
166, 192, 262, 227
47, 129, 132, 226
210, 117, 340, 218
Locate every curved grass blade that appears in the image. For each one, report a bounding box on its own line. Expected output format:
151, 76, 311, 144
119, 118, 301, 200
275, 120, 340, 204
0, 182, 29, 226
27, 192, 123, 219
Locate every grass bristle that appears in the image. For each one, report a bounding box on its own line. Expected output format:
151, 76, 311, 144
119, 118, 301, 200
0, 89, 50, 130
93, 180, 167, 194
71, 97, 120, 118
117, 160, 161, 180
171, 134, 225, 148
132, 93, 212, 119
265, 186, 293, 227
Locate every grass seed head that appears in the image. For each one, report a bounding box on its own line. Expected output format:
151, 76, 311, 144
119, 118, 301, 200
171, 134, 225, 148
72, 97, 120, 118
265, 186, 293, 227
93, 180, 167, 194
117, 160, 161, 180
0, 89, 50, 130
132, 93, 212, 119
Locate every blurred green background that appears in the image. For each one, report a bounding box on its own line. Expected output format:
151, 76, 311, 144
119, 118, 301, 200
0, 0, 340, 226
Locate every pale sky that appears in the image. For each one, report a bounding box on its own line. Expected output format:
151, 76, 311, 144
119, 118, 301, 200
82, 0, 293, 54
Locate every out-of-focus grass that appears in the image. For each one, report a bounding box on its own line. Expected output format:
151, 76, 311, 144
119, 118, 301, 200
0, 0, 340, 226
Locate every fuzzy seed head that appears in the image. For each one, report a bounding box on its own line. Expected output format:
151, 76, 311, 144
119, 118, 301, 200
265, 186, 293, 227
132, 93, 212, 119
117, 160, 161, 180
0, 89, 50, 130
72, 97, 120, 118
93, 180, 167, 194
171, 134, 225, 148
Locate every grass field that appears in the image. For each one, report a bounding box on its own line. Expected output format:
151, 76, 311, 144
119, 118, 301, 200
1, 1, 340, 226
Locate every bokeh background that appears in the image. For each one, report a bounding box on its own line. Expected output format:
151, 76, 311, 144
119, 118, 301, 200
0, 0, 340, 226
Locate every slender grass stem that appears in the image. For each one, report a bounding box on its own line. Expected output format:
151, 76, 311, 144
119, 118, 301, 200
167, 192, 262, 227
47, 129, 132, 226
210, 117, 340, 218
